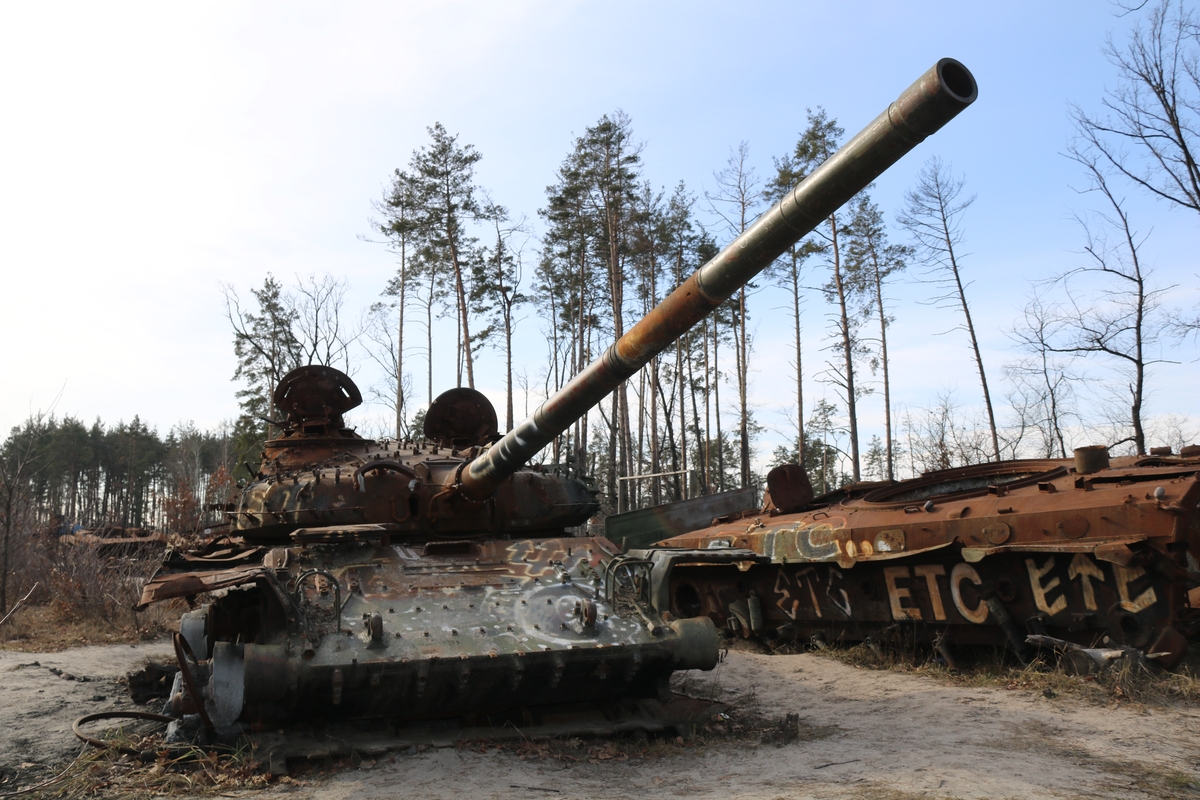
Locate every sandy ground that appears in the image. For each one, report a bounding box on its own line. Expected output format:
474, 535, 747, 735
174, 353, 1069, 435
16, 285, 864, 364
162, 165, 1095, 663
2, 641, 1199, 799
0, 640, 173, 788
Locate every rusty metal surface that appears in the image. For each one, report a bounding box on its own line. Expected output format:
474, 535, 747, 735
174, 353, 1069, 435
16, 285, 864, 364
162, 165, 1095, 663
423, 387, 499, 447
234, 382, 598, 544
59, 526, 167, 557
141, 533, 717, 725
646, 455, 1200, 662
138, 368, 717, 728
459, 58, 978, 501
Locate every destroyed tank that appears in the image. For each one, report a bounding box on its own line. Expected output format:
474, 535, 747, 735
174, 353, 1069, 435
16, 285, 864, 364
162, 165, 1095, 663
137, 56, 979, 730
636, 448, 1200, 669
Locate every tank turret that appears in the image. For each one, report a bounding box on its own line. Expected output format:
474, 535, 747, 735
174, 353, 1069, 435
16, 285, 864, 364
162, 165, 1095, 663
138, 58, 978, 731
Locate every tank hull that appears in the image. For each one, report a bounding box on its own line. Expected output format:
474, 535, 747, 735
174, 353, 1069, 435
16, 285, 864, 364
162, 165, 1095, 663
142, 535, 717, 727
645, 456, 1200, 665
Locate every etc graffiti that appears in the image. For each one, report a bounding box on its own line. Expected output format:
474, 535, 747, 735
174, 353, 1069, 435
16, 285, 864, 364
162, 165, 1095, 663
770, 553, 1159, 626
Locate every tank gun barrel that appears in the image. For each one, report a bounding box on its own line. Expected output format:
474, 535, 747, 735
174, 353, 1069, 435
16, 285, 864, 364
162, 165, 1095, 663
461, 58, 978, 501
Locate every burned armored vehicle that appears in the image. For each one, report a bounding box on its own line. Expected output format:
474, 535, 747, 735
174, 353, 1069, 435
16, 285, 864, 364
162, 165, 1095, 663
637, 449, 1200, 668
137, 57, 978, 730
139, 370, 718, 728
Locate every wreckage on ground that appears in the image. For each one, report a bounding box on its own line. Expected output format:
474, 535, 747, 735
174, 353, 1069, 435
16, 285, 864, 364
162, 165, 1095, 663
629, 448, 1200, 669
60, 526, 167, 558
136, 58, 980, 732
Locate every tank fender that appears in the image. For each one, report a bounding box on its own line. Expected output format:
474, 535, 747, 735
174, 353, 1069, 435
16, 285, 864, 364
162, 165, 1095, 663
637, 547, 765, 617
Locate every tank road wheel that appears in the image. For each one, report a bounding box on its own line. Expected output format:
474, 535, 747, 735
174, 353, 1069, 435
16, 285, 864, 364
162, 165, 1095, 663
173, 632, 216, 734
1106, 604, 1154, 649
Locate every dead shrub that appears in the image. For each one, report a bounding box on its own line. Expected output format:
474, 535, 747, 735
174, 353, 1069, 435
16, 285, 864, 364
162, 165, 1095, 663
2, 533, 164, 644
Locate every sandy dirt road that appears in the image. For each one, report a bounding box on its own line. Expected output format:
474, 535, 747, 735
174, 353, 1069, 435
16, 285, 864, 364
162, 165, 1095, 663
0, 640, 173, 788
278, 652, 1200, 800
2, 642, 1199, 799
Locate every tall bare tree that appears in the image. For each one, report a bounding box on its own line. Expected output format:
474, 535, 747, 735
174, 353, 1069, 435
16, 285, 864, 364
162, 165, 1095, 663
1007, 294, 1077, 459
630, 182, 668, 505
663, 183, 701, 500
1045, 150, 1174, 454
373, 168, 426, 437
473, 195, 529, 432
765, 154, 820, 474
898, 157, 1000, 461
707, 141, 761, 487
1072, 0, 1200, 218
362, 298, 414, 438
577, 112, 643, 508
539, 144, 602, 474
785, 109, 865, 481
293, 273, 358, 372
1072, 0, 1200, 347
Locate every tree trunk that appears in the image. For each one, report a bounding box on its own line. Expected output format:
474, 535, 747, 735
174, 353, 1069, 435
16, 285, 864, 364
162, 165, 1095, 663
650, 355, 660, 505
712, 315, 724, 491
396, 248, 407, 439
790, 248, 805, 467
0, 498, 11, 613
738, 287, 750, 487
607, 393, 619, 510
677, 338, 688, 499
872, 265, 894, 480
946, 251, 999, 460
1131, 252, 1147, 455
688, 331, 704, 495
830, 219, 861, 482
447, 236, 475, 390
425, 276, 435, 407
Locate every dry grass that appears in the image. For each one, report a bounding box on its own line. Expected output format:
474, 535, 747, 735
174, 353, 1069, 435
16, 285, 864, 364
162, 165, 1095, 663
7, 729, 267, 800
1, 535, 179, 651
0, 601, 182, 652
814, 635, 1200, 709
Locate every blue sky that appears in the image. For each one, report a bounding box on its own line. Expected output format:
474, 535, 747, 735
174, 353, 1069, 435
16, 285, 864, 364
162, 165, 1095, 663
1, 1, 1195, 465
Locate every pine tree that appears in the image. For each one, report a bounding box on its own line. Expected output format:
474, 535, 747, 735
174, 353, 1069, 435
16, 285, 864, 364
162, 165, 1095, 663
409, 123, 483, 389
663, 183, 701, 500
539, 143, 603, 472
538, 112, 643, 508
223, 274, 301, 448
787, 109, 864, 481
708, 142, 762, 488
374, 168, 426, 437
765, 153, 821, 474
898, 158, 1000, 461
844, 195, 910, 480
472, 196, 529, 432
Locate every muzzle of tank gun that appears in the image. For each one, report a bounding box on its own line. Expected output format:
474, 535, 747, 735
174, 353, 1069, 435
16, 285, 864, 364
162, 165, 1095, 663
459, 58, 977, 502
